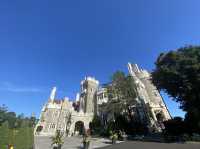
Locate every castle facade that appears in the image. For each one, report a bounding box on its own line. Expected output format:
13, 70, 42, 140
34, 63, 171, 136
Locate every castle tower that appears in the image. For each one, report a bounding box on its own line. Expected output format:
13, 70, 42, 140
128, 63, 171, 132
80, 77, 99, 114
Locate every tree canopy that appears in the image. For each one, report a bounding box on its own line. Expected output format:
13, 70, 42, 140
152, 46, 200, 132
0, 105, 36, 128
105, 71, 137, 118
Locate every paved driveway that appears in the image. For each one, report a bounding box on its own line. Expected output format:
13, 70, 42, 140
35, 136, 114, 149
98, 141, 200, 149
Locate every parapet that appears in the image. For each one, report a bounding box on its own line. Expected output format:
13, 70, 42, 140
81, 76, 99, 85
128, 63, 141, 73
128, 63, 150, 78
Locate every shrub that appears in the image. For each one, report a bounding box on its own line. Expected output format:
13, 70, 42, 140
191, 133, 200, 142
163, 117, 187, 136
36, 126, 43, 132
89, 115, 102, 135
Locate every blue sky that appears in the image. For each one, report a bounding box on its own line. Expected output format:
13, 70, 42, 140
0, 0, 200, 118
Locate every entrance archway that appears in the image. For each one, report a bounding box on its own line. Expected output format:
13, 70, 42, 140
74, 121, 85, 135
155, 112, 165, 130
156, 112, 164, 122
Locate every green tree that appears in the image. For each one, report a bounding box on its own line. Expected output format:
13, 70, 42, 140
105, 71, 137, 120
29, 116, 36, 127
152, 46, 200, 133
0, 105, 17, 128
6, 112, 17, 128
0, 105, 8, 125
163, 117, 186, 136
89, 115, 102, 134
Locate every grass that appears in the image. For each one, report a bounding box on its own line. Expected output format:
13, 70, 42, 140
0, 126, 34, 149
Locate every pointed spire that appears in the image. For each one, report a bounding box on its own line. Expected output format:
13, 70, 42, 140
128, 62, 136, 77
49, 87, 57, 102
128, 63, 141, 77
76, 93, 80, 102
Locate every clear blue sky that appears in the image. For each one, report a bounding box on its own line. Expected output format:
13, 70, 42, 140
0, 0, 199, 118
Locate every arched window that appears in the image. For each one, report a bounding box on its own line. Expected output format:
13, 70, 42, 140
74, 121, 85, 135
156, 112, 164, 122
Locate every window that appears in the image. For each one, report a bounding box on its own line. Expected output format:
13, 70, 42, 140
49, 123, 56, 129
52, 124, 56, 129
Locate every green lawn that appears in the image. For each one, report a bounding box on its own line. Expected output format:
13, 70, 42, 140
0, 126, 34, 149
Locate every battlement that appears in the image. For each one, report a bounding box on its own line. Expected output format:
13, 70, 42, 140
128, 63, 140, 73
81, 76, 99, 85
128, 62, 150, 78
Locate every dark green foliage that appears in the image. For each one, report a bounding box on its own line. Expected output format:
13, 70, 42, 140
89, 115, 102, 135
101, 121, 116, 137
0, 105, 8, 125
101, 71, 148, 135
29, 116, 37, 127
191, 133, 200, 142
115, 114, 128, 131
106, 71, 137, 117
100, 114, 148, 136
152, 46, 200, 133
5, 112, 16, 128
162, 117, 198, 142
114, 114, 148, 135
36, 125, 43, 132
163, 117, 187, 136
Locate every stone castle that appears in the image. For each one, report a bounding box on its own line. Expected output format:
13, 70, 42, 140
34, 63, 171, 136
